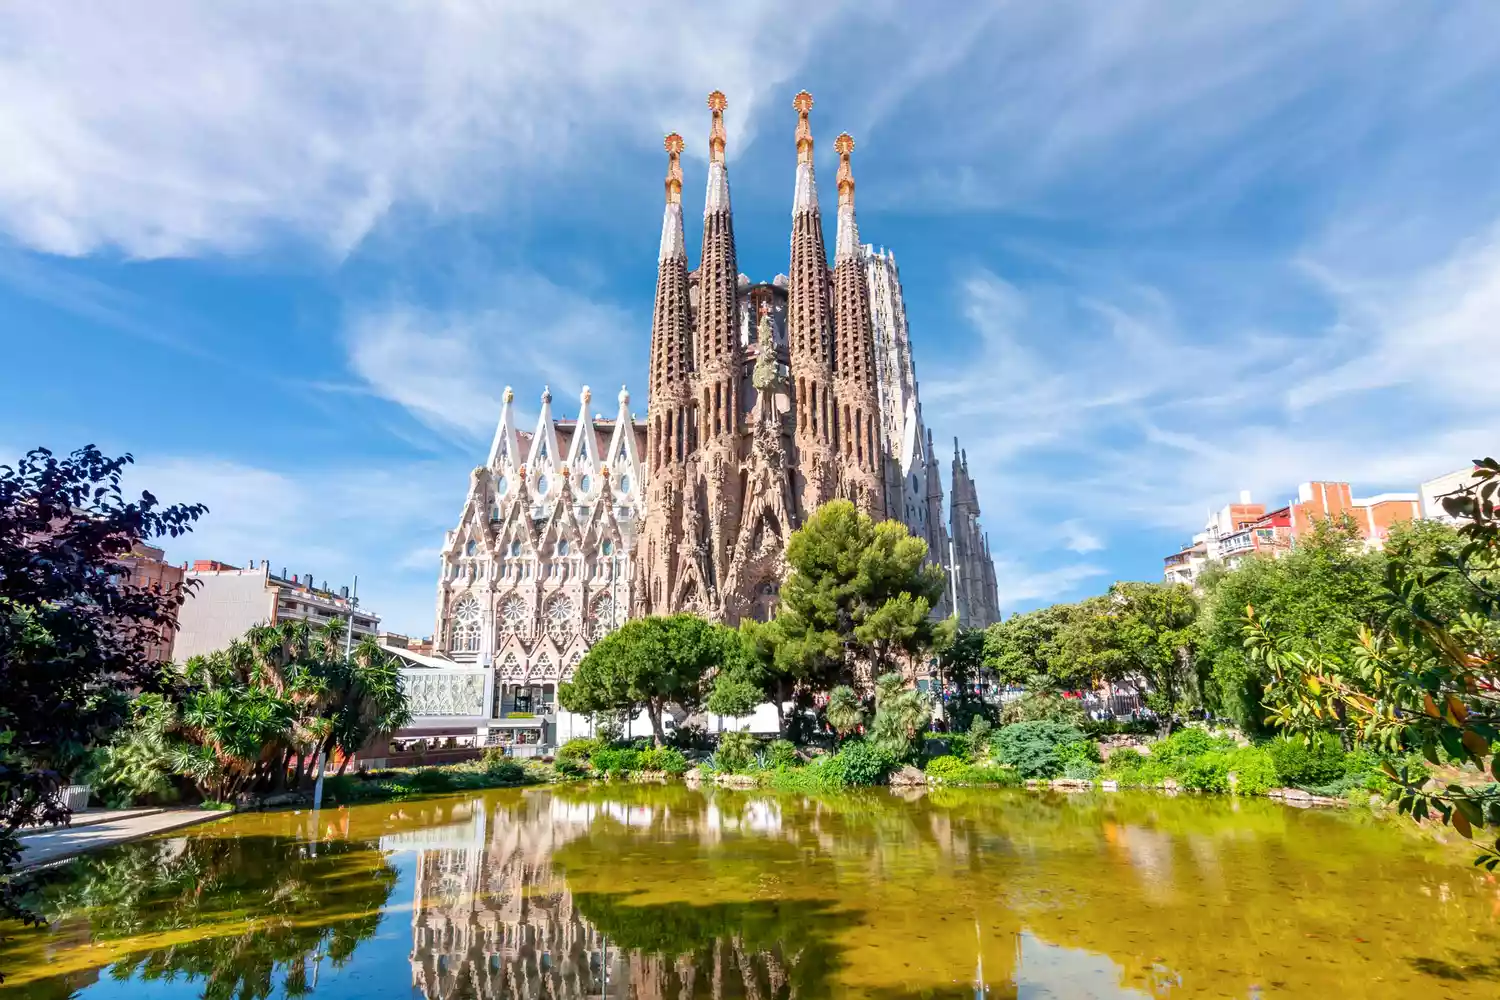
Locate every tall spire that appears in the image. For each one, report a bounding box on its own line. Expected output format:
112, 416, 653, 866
834, 132, 859, 261
830, 130, 884, 514
695, 90, 741, 385
659, 132, 685, 261
641, 130, 694, 615
786, 90, 837, 513
793, 90, 818, 212
705, 90, 729, 213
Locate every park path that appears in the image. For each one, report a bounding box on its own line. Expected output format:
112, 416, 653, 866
19, 809, 224, 869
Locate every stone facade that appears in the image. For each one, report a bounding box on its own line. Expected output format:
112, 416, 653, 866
432, 89, 1002, 704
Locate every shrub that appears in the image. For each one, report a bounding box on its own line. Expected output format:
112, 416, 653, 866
823, 739, 894, 786
967, 716, 994, 760
716, 730, 759, 773
557, 737, 605, 768
1267, 733, 1347, 787
483, 759, 527, 784
924, 755, 969, 781
590, 748, 642, 776
1062, 760, 1101, 780
766, 739, 799, 769
939, 732, 972, 761
995, 721, 1090, 779
637, 746, 689, 775
1225, 746, 1279, 795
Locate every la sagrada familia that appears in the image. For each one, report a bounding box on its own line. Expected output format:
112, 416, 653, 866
433, 92, 998, 693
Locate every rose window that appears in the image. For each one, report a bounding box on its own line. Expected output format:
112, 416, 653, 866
587, 596, 614, 641
450, 595, 481, 652
545, 595, 575, 640
500, 596, 529, 635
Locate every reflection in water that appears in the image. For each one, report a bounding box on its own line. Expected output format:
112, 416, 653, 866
4, 786, 1499, 999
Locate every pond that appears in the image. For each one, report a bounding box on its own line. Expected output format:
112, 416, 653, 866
2, 786, 1497, 998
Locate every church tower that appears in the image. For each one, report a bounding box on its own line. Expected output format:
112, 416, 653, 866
830, 132, 886, 518
785, 91, 838, 515
682, 90, 744, 614
638, 133, 693, 615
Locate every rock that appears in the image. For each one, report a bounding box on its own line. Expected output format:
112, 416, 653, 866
1281, 788, 1312, 802
1161, 779, 1179, 792
1050, 778, 1093, 791
683, 767, 704, 786
889, 765, 928, 787
1024, 779, 1043, 789
1100, 780, 1119, 792
714, 773, 759, 789
1227, 771, 1239, 794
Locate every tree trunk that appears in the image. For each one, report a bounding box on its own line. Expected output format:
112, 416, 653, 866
646, 700, 665, 747
290, 750, 305, 790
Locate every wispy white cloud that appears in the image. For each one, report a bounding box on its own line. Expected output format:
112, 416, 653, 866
0, 1, 845, 258
992, 560, 1106, 611
343, 271, 639, 440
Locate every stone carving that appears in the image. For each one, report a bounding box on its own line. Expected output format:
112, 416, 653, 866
403, 671, 486, 717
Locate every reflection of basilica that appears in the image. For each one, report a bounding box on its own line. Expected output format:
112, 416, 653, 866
389, 796, 617, 998
387, 792, 852, 1000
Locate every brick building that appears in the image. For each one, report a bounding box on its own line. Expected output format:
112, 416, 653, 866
1164, 480, 1421, 585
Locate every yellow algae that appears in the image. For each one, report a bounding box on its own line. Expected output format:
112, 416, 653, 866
2, 786, 1496, 998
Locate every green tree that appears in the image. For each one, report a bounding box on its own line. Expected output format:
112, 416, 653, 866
1058, 582, 1200, 735
706, 618, 801, 735
1199, 516, 1385, 732
984, 603, 1089, 691
773, 500, 947, 692
824, 685, 865, 741
560, 614, 729, 746
1, 445, 205, 937
869, 672, 931, 760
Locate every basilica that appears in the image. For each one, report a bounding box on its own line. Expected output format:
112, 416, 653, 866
428, 91, 999, 716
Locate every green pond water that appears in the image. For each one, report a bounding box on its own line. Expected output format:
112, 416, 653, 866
2, 786, 1497, 999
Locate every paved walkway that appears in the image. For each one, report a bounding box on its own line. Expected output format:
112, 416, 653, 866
19, 809, 224, 869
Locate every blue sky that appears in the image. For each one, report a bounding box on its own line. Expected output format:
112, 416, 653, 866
3, 2, 1499, 636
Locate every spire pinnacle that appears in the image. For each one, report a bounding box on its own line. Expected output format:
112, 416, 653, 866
834, 132, 855, 205
794, 91, 815, 164
663, 132, 684, 204
707, 91, 727, 164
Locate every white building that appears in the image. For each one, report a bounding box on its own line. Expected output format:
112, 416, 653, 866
172, 560, 377, 662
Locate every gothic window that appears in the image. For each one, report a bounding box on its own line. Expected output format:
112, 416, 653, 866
618, 474, 631, 494
500, 595, 528, 636
580, 474, 592, 493
497, 475, 509, 495
537, 474, 549, 495
601, 539, 614, 556
510, 541, 522, 557
587, 595, 614, 641
450, 595, 481, 652
499, 651, 525, 682
545, 594, 575, 640
564, 649, 583, 680
556, 539, 569, 556
465, 540, 478, 556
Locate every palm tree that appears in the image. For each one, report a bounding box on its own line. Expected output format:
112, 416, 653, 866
824, 686, 864, 741
870, 672, 930, 759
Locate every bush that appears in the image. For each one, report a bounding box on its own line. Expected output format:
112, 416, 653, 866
924, 755, 969, 781
1226, 746, 1279, 795
1267, 733, 1347, 787
823, 739, 895, 787
637, 746, 689, 775
716, 730, 759, 773
483, 759, 527, 784
967, 716, 994, 760
766, 740, 799, 769
667, 724, 714, 752
557, 737, 605, 768
590, 748, 642, 776
1062, 760, 1101, 780
995, 721, 1090, 779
